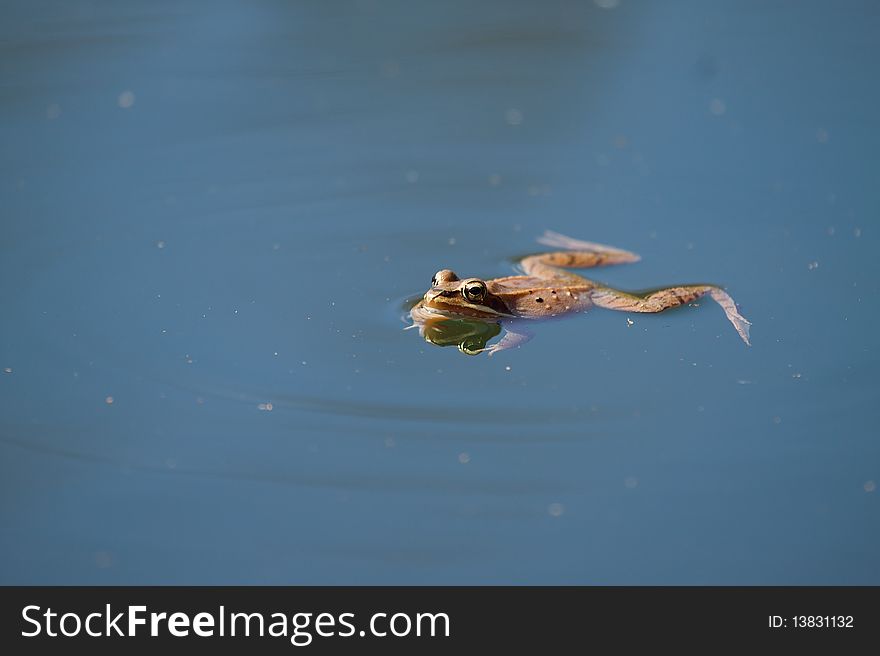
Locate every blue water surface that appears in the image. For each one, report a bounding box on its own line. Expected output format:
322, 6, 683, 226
1, 0, 878, 584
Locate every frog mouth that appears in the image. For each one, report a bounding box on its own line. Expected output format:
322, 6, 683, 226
423, 292, 512, 319
427, 290, 451, 303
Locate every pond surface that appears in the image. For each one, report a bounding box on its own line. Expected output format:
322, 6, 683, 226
2, 0, 878, 584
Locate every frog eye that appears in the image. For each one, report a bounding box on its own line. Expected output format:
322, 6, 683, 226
432, 269, 459, 286
462, 280, 487, 303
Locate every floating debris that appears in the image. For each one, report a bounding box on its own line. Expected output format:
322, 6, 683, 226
257, 402, 273, 411
104, 396, 114, 405
808, 261, 819, 271
547, 502, 564, 517
458, 452, 470, 464
117, 90, 135, 109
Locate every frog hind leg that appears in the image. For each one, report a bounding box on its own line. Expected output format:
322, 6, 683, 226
520, 231, 641, 280
590, 285, 751, 345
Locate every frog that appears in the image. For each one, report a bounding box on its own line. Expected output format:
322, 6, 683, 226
408, 231, 751, 355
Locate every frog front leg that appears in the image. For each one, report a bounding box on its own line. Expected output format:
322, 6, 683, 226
481, 321, 534, 356
590, 284, 751, 345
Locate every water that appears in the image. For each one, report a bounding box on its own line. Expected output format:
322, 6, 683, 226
2, 0, 878, 584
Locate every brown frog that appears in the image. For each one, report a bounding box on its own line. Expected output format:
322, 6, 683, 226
409, 231, 751, 355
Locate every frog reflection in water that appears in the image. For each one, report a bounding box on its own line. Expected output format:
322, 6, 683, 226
409, 231, 751, 355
